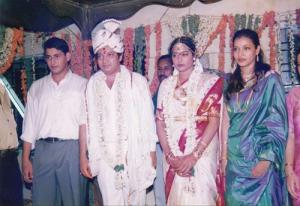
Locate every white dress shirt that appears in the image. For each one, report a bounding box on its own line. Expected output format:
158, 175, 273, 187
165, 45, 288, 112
21, 70, 87, 148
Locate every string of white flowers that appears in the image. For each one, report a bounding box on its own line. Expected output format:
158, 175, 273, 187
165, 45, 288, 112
194, 16, 220, 56
30, 33, 36, 81
287, 13, 296, 85
163, 65, 205, 156
94, 71, 127, 190
275, 13, 283, 72
0, 28, 13, 67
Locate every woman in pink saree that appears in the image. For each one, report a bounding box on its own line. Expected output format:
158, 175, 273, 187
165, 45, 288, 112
286, 49, 300, 205
156, 36, 223, 205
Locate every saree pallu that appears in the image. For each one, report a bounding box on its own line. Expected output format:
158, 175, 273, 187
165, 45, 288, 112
225, 72, 289, 206
158, 73, 223, 206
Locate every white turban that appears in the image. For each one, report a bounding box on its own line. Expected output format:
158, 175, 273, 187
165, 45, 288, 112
91, 18, 124, 54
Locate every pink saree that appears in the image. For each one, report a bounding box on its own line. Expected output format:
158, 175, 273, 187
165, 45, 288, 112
287, 86, 300, 206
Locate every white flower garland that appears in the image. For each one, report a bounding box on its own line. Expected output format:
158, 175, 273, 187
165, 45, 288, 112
163, 66, 204, 156
93, 69, 127, 190
288, 13, 297, 85
0, 28, 13, 67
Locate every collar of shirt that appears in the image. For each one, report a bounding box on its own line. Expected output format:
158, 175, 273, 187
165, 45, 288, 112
48, 69, 72, 87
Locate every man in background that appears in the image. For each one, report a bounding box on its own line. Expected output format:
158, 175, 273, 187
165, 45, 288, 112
153, 54, 173, 206
0, 83, 23, 206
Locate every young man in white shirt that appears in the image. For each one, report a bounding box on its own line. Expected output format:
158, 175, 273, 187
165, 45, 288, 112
21, 37, 87, 206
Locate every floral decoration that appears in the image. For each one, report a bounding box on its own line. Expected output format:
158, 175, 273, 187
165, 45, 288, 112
123, 28, 134, 70
0, 27, 24, 74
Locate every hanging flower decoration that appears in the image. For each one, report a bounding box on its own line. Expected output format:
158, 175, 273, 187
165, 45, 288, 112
144, 25, 151, 80
287, 13, 296, 84
70, 33, 84, 76
204, 15, 227, 71
0, 27, 24, 74
181, 15, 200, 39
134, 26, 145, 75
20, 68, 27, 103
227, 15, 235, 66
83, 40, 92, 78
257, 11, 276, 70
123, 28, 134, 70
166, 16, 184, 38
194, 16, 220, 57
150, 22, 161, 95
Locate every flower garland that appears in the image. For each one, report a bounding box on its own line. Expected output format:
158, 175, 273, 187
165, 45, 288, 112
257, 11, 276, 70
275, 13, 283, 73
163, 68, 202, 156
181, 15, 200, 39
0, 27, 24, 74
20, 68, 27, 103
144, 25, 151, 80
166, 16, 184, 39
93, 69, 128, 190
228, 15, 235, 67
288, 13, 296, 84
123, 28, 134, 70
134, 26, 145, 75
194, 16, 220, 57
162, 63, 217, 194
30, 33, 37, 81
204, 15, 227, 71
150, 22, 161, 95
83, 40, 92, 78
71, 34, 84, 76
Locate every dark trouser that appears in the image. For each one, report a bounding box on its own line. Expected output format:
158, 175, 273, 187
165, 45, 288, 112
32, 139, 87, 206
0, 148, 23, 206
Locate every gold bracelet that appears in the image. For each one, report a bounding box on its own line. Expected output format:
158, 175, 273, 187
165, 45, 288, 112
192, 151, 200, 160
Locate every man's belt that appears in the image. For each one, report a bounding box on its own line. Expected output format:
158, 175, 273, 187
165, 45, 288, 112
39, 137, 69, 143
0, 148, 18, 158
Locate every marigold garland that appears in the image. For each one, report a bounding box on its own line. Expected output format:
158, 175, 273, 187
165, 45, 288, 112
0, 28, 24, 74
150, 22, 161, 95
257, 11, 276, 70
227, 15, 235, 67
204, 15, 227, 71
83, 40, 92, 78
123, 28, 134, 70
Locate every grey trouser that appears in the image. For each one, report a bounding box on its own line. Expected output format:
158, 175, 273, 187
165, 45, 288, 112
32, 139, 87, 206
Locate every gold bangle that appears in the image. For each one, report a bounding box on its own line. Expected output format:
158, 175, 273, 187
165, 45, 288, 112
192, 151, 199, 160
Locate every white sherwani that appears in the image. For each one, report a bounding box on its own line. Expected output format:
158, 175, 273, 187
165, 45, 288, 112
85, 65, 157, 205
